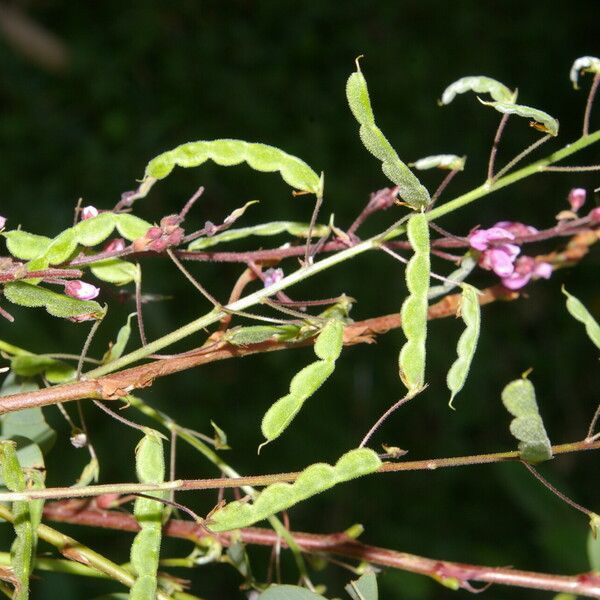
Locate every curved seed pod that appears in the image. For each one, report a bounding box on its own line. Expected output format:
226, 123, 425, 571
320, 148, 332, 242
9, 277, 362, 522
187, 221, 328, 250
562, 287, 600, 349
501, 377, 552, 464
140, 140, 321, 199
346, 60, 430, 209
208, 448, 381, 532
570, 56, 600, 90
478, 98, 559, 136
409, 154, 466, 171
439, 76, 514, 105
4, 281, 105, 321
427, 252, 477, 300
225, 324, 301, 346
398, 214, 430, 392
130, 430, 166, 600
0, 440, 41, 600
260, 319, 344, 445
446, 284, 481, 408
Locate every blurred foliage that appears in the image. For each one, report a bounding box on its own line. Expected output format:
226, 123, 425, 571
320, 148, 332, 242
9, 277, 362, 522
0, 1, 598, 598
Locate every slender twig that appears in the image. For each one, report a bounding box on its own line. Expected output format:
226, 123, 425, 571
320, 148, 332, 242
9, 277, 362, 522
167, 248, 221, 307
428, 168, 461, 209
304, 191, 324, 266
521, 461, 593, 517
583, 72, 600, 136
41, 503, 600, 597
76, 318, 102, 381
0, 268, 83, 283
487, 113, 510, 181
359, 391, 419, 448
493, 133, 552, 181
92, 399, 150, 435
134, 269, 148, 346
2, 439, 598, 502
0, 304, 14, 322
587, 403, 600, 440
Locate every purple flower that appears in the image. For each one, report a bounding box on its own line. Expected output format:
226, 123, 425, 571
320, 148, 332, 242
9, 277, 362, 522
64, 280, 100, 301
568, 188, 586, 212
493, 221, 538, 238
81, 205, 99, 220
263, 268, 284, 288
501, 256, 552, 290
479, 246, 520, 277
468, 226, 514, 251
0, 216, 6, 229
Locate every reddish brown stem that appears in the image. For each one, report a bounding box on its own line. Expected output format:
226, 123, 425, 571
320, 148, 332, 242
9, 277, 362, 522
42, 502, 600, 597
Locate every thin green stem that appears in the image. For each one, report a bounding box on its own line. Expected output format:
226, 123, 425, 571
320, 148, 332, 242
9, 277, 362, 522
81, 130, 600, 379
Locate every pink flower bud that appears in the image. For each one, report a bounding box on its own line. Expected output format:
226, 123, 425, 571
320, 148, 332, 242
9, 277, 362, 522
165, 227, 184, 247
104, 238, 126, 253
0, 216, 6, 229
95, 493, 122, 509
146, 226, 163, 240
589, 207, 600, 222
567, 188, 586, 212
264, 268, 284, 288
147, 238, 169, 253
65, 280, 100, 301
160, 214, 181, 229
493, 221, 538, 238
533, 261, 552, 280
81, 205, 99, 220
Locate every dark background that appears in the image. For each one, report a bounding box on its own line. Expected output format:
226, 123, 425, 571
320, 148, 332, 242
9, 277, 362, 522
1, 1, 599, 598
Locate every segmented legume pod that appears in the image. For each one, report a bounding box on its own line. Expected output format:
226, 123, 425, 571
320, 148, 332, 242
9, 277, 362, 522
398, 213, 430, 392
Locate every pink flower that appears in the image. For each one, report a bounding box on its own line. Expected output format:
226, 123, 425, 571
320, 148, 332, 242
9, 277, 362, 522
104, 238, 126, 253
64, 280, 100, 301
501, 257, 552, 290
468, 226, 514, 251
589, 207, 600, 222
81, 205, 99, 220
263, 268, 284, 288
568, 188, 586, 212
479, 246, 520, 277
0, 216, 6, 229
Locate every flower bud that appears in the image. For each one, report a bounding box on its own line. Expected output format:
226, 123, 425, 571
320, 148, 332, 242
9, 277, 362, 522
65, 280, 100, 301
81, 205, 99, 220
264, 268, 284, 288
104, 238, 126, 253
567, 188, 586, 212
0, 216, 6, 229
589, 207, 600, 222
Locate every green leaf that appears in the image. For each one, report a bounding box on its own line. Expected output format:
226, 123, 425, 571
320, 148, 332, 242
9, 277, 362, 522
562, 287, 600, 349
345, 571, 378, 600
141, 139, 322, 199
439, 75, 514, 104
102, 313, 136, 364
1, 373, 57, 461
187, 220, 328, 250
570, 56, 600, 90
501, 377, 552, 463
209, 448, 381, 532
346, 60, 430, 209
10, 354, 75, 383
259, 585, 328, 600
114, 214, 152, 241
91, 259, 138, 285
410, 154, 466, 171
446, 285, 481, 408
3, 281, 105, 321
2, 231, 52, 260
478, 98, 559, 136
